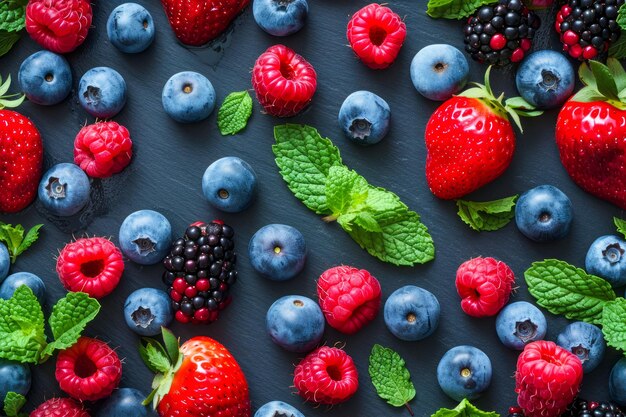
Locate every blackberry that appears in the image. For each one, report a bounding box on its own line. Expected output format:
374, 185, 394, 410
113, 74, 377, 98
463, 0, 540, 66
507, 400, 625, 417
556, 0, 624, 60
162, 220, 237, 324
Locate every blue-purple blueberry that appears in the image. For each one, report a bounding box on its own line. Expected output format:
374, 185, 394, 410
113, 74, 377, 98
0, 359, 31, 410
436, 345, 492, 401
556, 321, 605, 373
585, 235, 626, 288
162, 71, 216, 123
18, 50, 72, 105
515, 185, 573, 242
253, 0, 308, 36
610, 358, 626, 407
383, 285, 440, 341
78, 67, 127, 118
37, 163, 90, 217
0, 273, 46, 305
123, 288, 173, 336
266, 295, 324, 353
96, 387, 157, 416
254, 401, 305, 417
410, 44, 469, 101
0, 244, 9, 282
515, 50, 575, 109
248, 224, 306, 281
119, 210, 172, 265
202, 157, 257, 213
338, 90, 390, 146
106, 3, 155, 54
495, 301, 547, 350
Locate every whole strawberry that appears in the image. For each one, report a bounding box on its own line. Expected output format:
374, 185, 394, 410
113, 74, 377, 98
556, 58, 626, 209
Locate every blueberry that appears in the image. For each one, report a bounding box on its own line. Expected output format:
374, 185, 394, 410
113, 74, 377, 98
18, 50, 72, 105
202, 156, 257, 213
254, 400, 305, 417
515, 185, 573, 242
248, 224, 306, 281
37, 163, 90, 217
96, 387, 157, 416
610, 358, 626, 406
410, 44, 469, 101
0, 273, 45, 305
253, 0, 308, 36
0, 359, 31, 410
119, 210, 172, 265
585, 235, 626, 287
383, 285, 440, 341
123, 288, 173, 336
0, 244, 9, 282
162, 71, 216, 123
106, 3, 155, 54
436, 345, 492, 401
495, 301, 547, 350
556, 321, 605, 373
78, 67, 127, 119
266, 295, 324, 352
515, 50, 575, 109
338, 90, 391, 146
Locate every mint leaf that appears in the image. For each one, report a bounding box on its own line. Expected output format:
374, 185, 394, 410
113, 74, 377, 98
0, 286, 46, 363
432, 398, 500, 417
602, 298, 626, 353
217, 90, 252, 135
426, 0, 497, 19
325, 166, 369, 216
369, 344, 415, 413
0, 223, 43, 263
524, 259, 616, 324
3, 392, 26, 417
610, 34, 626, 59
618, 3, 626, 31
615, 217, 626, 238
0, 31, 20, 57
456, 195, 518, 231
0, 1, 26, 32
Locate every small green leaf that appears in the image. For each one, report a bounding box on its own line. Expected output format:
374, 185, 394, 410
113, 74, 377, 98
0, 1, 26, 33
590, 60, 620, 100
0, 30, 20, 57
325, 166, 369, 216
571, 86, 607, 103
139, 338, 171, 374
456, 195, 518, 231
607, 58, 626, 92
601, 298, 626, 353
161, 327, 179, 365
426, 0, 497, 19
0, 74, 11, 97
432, 398, 500, 417
3, 391, 26, 417
505, 96, 535, 110
458, 87, 491, 99
617, 3, 626, 31
217, 90, 253, 135
615, 217, 626, 238
610, 35, 626, 60
369, 344, 415, 413
0, 223, 42, 263
352, 211, 382, 233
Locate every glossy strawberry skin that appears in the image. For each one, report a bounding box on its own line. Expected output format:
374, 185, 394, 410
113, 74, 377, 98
556, 100, 626, 209
425, 96, 515, 200
0, 110, 43, 213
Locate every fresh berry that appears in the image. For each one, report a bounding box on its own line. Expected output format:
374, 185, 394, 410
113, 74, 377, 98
119, 209, 173, 265
0, 272, 46, 304
557, 321, 606, 374
163, 221, 238, 324
202, 157, 257, 213
338, 90, 390, 146
463, 0, 540, 66
346, 3, 406, 69
293, 346, 358, 405
253, 0, 309, 36
123, 288, 173, 337
30, 397, 90, 417
25, 0, 92, 54
162, 71, 216, 123
0, 110, 43, 213
456, 257, 515, 317
56, 237, 125, 299
437, 345, 492, 401
383, 285, 440, 341
610, 358, 626, 407
251, 44, 317, 117
0, 358, 31, 410
74, 121, 133, 179
566, 399, 626, 417
496, 301, 547, 350
515, 340, 583, 417
78, 67, 127, 119
585, 235, 626, 287
266, 295, 324, 353
515, 185, 573, 242
515, 50, 575, 109
18, 51, 72, 106
317, 265, 381, 334
0, 244, 8, 282
56, 337, 122, 401
95, 387, 157, 417
410, 44, 469, 101
38, 163, 90, 217
254, 401, 305, 417
107, 3, 155, 54
248, 224, 306, 281
160, 0, 249, 46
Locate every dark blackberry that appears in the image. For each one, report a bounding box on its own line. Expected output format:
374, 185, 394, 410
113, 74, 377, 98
163, 220, 237, 324
507, 400, 626, 417
556, 0, 624, 60
463, 0, 540, 66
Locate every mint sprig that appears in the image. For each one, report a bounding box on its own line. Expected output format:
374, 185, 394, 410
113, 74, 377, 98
0, 0, 26, 58
601, 298, 626, 352
432, 398, 499, 417
456, 195, 518, 231
0, 222, 43, 264
3, 392, 27, 417
426, 0, 497, 19
369, 344, 415, 415
217, 90, 252, 135
615, 217, 626, 238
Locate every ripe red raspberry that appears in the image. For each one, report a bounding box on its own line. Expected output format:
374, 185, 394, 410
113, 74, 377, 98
25, 0, 92, 54
317, 266, 381, 334
346, 3, 406, 69
515, 340, 583, 417
455, 257, 515, 317
251, 44, 317, 117
56, 237, 124, 299
293, 346, 359, 404
30, 397, 91, 417
55, 337, 122, 402
74, 121, 133, 178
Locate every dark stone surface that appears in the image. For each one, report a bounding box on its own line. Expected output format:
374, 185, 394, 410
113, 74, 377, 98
0, 0, 624, 415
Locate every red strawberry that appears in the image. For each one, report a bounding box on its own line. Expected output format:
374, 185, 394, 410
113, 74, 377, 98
30, 397, 91, 417
456, 257, 515, 317
74, 121, 133, 179
555, 59, 626, 209
160, 0, 249, 46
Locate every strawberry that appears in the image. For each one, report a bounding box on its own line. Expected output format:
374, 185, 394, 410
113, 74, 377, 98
160, 0, 250, 46
424, 67, 541, 199
555, 58, 626, 209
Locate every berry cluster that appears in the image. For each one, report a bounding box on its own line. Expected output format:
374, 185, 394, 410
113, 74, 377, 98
509, 399, 625, 417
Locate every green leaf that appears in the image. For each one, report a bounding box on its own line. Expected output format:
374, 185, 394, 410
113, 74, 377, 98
3, 391, 26, 417
505, 96, 535, 110
426, 0, 497, 19
369, 344, 415, 413
0, 223, 43, 263
610, 34, 626, 60
524, 259, 617, 324
579, 61, 598, 89
139, 338, 171, 374
0, 30, 20, 57
0, 1, 26, 32
161, 327, 179, 365
607, 58, 626, 92
325, 166, 369, 216
615, 217, 626, 238
217, 90, 252, 135
456, 195, 518, 231
432, 398, 500, 417
352, 211, 382, 233
601, 298, 626, 353
0, 74, 11, 97
0, 95, 24, 109
617, 3, 626, 31
0, 286, 46, 364
590, 60, 620, 100
458, 87, 491, 99
571, 86, 607, 103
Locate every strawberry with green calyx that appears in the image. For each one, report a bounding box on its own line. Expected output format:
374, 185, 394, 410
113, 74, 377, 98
425, 66, 542, 200
555, 58, 626, 209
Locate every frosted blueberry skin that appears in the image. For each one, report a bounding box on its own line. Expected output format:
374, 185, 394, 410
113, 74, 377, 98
18, 50, 72, 105
410, 44, 469, 101
119, 209, 172, 265
0, 358, 31, 410
162, 71, 216, 123
585, 235, 626, 288
556, 321, 605, 373
266, 295, 324, 353
515, 50, 574, 109
78, 67, 127, 118
0, 272, 46, 304
248, 224, 306, 281
610, 358, 626, 406
495, 301, 547, 350
252, 0, 309, 36
0, 244, 9, 282
254, 401, 305, 417
95, 387, 158, 416
515, 184, 573, 242
123, 288, 173, 337
437, 345, 492, 401
38, 163, 91, 217
338, 90, 391, 146
202, 157, 257, 213
107, 3, 155, 54
383, 285, 440, 341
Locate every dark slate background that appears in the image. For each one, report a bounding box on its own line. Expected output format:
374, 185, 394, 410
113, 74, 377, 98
1, 0, 625, 415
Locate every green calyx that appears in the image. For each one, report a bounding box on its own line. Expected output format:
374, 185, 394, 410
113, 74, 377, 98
458, 66, 542, 133
0, 74, 24, 109
140, 327, 183, 410
572, 58, 626, 109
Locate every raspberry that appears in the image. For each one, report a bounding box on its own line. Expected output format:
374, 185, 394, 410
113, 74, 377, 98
316, 266, 381, 334
74, 121, 133, 179
515, 341, 583, 417
25, 0, 92, 54
293, 346, 359, 405
455, 257, 515, 317
30, 397, 91, 417
346, 3, 406, 69
56, 237, 124, 299
55, 337, 122, 402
